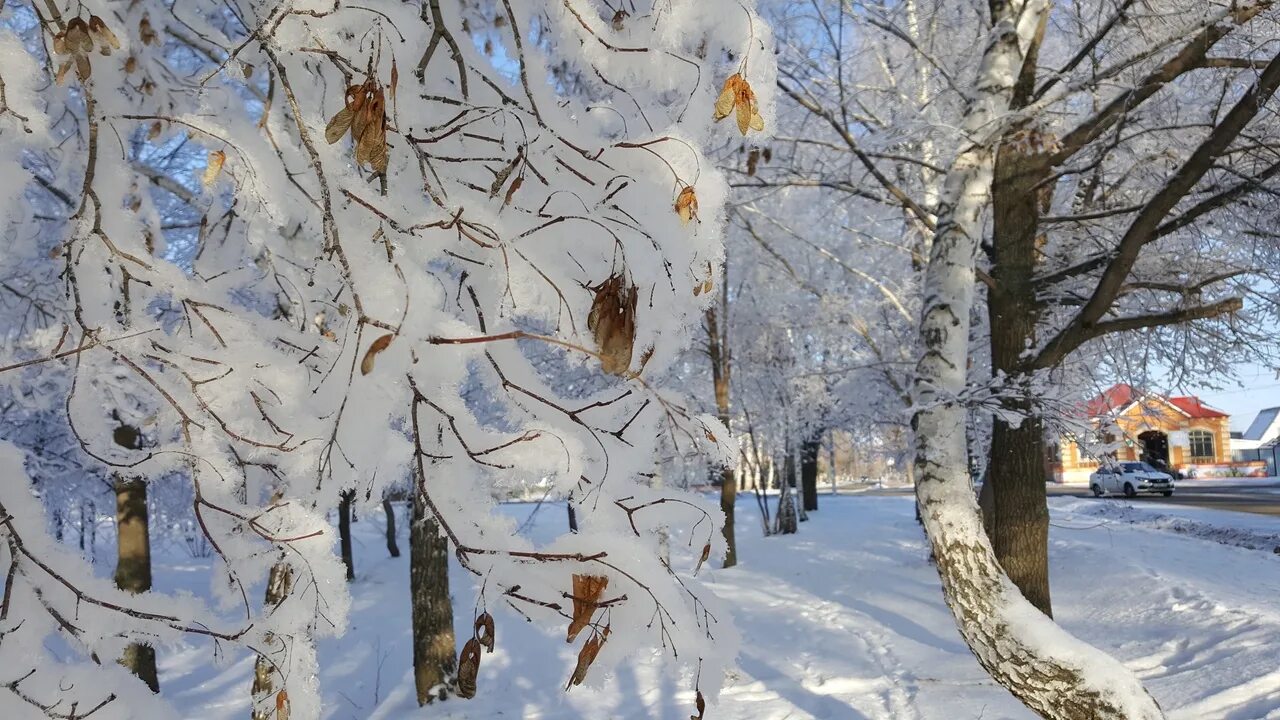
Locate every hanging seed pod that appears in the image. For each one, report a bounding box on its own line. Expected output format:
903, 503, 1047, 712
457, 637, 482, 699
713, 73, 764, 135
674, 186, 698, 225
88, 16, 120, 55
587, 275, 637, 377
360, 333, 394, 375
65, 18, 93, 55
474, 612, 496, 653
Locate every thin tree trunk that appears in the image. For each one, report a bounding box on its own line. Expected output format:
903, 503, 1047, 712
113, 475, 158, 693
251, 560, 293, 719
338, 489, 355, 581
411, 488, 456, 705
383, 498, 401, 558
801, 434, 820, 512
911, 1, 1163, 717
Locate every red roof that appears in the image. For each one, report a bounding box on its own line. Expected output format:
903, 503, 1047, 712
1167, 396, 1229, 419
1084, 383, 1136, 416
1083, 383, 1227, 419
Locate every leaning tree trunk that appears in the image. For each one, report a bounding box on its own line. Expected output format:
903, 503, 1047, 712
800, 434, 820, 512
383, 497, 401, 558
411, 488, 457, 705
338, 489, 355, 581
910, 2, 1163, 718
113, 475, 158, 693
251, 560, 293, 720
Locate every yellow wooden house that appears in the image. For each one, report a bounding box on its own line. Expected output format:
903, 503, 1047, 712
1053, 384, 1257, 483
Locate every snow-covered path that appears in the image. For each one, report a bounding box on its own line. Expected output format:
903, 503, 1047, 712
154, 496, 1280, 719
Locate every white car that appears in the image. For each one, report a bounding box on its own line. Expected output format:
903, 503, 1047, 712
1090, 462, 1175, 498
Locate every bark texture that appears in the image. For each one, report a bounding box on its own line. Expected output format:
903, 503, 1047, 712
984, 140, 1053, 616
911, 2, 1164, 717
411, 489, 457, 705
113, 476, 158, 693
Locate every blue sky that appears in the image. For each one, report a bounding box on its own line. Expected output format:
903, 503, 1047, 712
1194, 363, 1280, 431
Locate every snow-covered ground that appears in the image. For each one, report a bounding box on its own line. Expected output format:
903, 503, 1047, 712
137, 495, 1280, 719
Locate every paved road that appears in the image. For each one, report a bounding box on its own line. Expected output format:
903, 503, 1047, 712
1047, 482, 1280, 517
854, 482, 1280, 518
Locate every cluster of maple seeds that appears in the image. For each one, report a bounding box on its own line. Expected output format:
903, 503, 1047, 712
52, 15, 119, 85
325, 74, 393, 174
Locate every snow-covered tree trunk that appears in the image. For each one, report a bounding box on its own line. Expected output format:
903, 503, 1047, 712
251, 560, 294, 720
912, 1, 1164, 717
706, 302, 737, 567
113, 474, 158, 693
410, 487, 456, 705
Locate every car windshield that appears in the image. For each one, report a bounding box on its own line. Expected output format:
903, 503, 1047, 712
1121, 462, 1157, 472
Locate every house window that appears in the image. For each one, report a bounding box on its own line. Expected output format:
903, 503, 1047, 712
1189, 430, 1215, 460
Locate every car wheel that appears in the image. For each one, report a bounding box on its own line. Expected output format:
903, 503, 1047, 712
1123, 482, 1136, 498
1162, 491, 1173, 497
1091, 484, 1104, 497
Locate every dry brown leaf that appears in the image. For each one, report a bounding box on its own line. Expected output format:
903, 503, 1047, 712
694, 543, 711, 576
566, 627, 609, 690
275, 689, 290, 720
360, 333, 394, 375
457, 637, 482, 699
690, 690, 706, 720
566, 574, 608, 643
475, 612, 495, 653
587, 275, 637, 377
202, 149, 226, 189
503, 175, 523, 207
713, 73, 764, 135
674, 186, 698, 225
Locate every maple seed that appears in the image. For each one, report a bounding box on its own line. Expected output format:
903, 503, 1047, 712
475, 612, 496, 653
457, 637, 482, 699
674, 186, 698, 225
202, 150, 226, 188
275, 689, 290, 720
360, 333, 394, 375
695, 543, 711, 575
714, 73, 765, 135
566, 574, 609, 643
88, 16, 120, 56
587, 275, 638, 377
691, 690, 706, 720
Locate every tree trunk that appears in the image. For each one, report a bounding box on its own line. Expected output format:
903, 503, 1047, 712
383, 498, 401, 558
338, 489, 355, 581
706, 304, 737, 568
985, 137, 1054, 615
251, 561, 293, 719
910, 2, 1163, 717
800, 434, 820, 512
411, 488, 457, 705
113, 476, 158, 693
